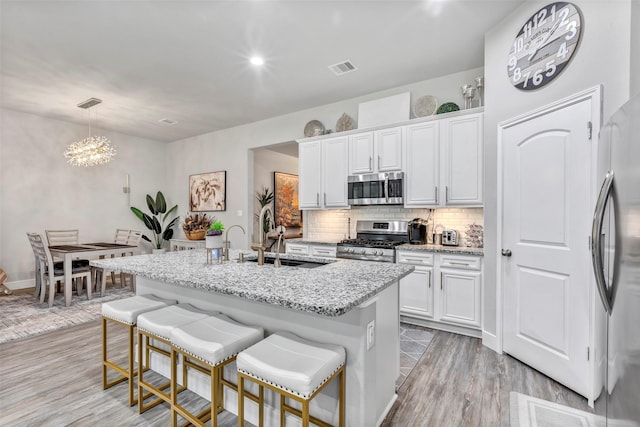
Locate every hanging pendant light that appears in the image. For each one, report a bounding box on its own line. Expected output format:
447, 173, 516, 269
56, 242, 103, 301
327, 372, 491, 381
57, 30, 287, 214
65, 98, 116, 167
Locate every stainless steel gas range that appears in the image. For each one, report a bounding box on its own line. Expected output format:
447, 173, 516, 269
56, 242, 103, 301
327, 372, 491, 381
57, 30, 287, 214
336, 220, 409, 263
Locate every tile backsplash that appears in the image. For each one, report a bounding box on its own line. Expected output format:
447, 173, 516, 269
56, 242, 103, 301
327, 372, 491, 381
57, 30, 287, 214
304, 206, 483, 242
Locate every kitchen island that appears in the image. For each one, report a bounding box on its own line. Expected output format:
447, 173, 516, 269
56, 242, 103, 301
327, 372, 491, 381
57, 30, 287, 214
91, 249, 413, 426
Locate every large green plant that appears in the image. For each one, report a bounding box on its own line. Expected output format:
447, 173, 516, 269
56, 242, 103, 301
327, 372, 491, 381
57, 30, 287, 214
131, 191, 179, 249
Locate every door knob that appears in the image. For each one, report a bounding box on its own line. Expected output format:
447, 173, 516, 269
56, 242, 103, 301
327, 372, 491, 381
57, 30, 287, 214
501, 249, 512, 257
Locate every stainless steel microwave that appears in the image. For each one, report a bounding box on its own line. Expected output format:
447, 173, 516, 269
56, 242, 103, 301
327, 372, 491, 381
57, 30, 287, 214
348, 172, 404, 206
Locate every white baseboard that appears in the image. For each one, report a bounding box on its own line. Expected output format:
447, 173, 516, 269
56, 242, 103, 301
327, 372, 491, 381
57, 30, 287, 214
482, 330, 501, 353
5, 279, 34, 290
377, 393, 398, 427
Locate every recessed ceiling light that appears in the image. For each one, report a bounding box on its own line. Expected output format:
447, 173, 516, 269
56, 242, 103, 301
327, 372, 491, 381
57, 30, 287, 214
159, 118, 178, 125
250, 56, 265, 66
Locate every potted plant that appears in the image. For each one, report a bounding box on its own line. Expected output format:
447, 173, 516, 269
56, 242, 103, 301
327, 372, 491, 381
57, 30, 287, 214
131, 191, 179, 253
182, 212, 213, 240
205, 220, 224, 249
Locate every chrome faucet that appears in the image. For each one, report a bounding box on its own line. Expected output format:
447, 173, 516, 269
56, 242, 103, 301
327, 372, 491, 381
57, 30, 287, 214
223, 224, 246, 261
251, 205, 273, 265
273, 224, 286, 268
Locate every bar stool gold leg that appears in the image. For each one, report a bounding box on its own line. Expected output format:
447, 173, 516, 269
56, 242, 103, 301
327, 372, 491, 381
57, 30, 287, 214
339, 368, 345, 427
237, 375, 245, 427
259, 384, 264, 427
280, 394, 286, 426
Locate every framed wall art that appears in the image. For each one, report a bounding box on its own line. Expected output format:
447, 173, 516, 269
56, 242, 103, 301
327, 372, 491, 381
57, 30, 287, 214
273, 172, 301, 228
189, 171, 226, 212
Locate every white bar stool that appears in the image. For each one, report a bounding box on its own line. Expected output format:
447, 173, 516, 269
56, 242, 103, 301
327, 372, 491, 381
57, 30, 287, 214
170, 314, 264, 427
101, 294, 177, 406
236, 331, 346, 427
136, 303, 218, 414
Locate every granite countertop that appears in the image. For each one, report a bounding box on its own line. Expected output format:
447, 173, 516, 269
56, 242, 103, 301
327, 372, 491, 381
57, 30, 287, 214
397, 244, 484, 256
286, 238, 340, 246
90, 250, 413, 317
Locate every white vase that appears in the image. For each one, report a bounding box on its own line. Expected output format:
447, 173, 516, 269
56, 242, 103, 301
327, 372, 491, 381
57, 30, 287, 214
205, 234, 223, 249
152, 248, 167, 255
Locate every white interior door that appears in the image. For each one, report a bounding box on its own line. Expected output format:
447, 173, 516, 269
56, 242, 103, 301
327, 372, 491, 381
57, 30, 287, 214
502, 98, 592, 397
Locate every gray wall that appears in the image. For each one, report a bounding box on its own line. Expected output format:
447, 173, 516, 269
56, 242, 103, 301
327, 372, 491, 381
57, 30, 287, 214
482, 0, 632, 337
632, 0, 640, 97
1, 109, 168, 286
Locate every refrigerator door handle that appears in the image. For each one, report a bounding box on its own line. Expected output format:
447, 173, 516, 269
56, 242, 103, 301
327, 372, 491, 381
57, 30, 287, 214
591, 170, 614, 314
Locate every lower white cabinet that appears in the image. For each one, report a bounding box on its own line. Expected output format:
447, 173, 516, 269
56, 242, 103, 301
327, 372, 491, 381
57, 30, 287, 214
398, 250, 483, 336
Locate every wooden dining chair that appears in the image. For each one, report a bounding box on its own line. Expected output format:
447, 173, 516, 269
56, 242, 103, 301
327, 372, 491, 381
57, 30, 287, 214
45, 229, 90, 294
93, 229, 142, 295
26, 233, 92, 307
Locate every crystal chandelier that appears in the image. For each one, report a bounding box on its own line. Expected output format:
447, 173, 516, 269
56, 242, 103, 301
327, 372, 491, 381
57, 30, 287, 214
65, 98, 116, 167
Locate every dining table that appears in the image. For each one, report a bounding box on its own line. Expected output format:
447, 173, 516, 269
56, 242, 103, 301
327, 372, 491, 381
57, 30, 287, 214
48, 242, 140, 307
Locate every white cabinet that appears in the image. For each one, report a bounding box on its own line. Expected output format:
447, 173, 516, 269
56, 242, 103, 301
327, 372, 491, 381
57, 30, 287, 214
286, 243, 310, 256
398, 251, 434, 320
404, 111, 483, 208
348, 127, 403, 174
404, 121, 439, 206
440, 112, 483, 206
439, 267, 482, 329
299, 136, 349, 209
398, 251, 483, 336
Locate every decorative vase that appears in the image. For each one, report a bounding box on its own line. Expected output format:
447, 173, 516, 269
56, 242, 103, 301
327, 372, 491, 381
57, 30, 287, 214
205, 234, 223, 249
152, 248, 167, 255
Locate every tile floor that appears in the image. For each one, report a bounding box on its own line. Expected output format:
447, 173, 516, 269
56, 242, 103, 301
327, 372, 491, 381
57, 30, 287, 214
397, 323, 434, 389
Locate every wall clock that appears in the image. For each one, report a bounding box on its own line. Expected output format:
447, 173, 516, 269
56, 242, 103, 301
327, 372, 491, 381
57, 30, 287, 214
507, 2, 582, 90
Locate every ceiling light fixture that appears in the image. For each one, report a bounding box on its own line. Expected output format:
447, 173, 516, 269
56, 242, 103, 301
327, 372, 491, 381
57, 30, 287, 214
64, 98, 116, 167
250, 56, 265, 66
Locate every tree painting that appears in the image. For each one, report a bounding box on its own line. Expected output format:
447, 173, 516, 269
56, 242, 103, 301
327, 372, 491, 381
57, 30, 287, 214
273, 172, 301, 227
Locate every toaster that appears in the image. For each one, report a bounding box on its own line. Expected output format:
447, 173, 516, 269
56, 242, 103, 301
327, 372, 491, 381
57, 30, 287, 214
441, 230, 459, 246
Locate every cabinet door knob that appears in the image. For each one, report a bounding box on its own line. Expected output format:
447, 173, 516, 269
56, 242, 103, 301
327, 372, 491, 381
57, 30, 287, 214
501, 249, 512, 257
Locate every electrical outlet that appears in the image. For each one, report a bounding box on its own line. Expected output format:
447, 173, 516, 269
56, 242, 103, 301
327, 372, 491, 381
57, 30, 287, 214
367, 320, 375, 350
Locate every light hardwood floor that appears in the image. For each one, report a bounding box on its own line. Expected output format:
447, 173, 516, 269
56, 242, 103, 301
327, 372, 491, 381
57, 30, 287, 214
0, 320, 591, 426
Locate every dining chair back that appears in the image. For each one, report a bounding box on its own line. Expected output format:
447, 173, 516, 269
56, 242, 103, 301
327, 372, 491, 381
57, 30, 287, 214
114, 229, 142, 247
26, 232, 92, 307
45, 229, 80, 246
95, 229, 143, 295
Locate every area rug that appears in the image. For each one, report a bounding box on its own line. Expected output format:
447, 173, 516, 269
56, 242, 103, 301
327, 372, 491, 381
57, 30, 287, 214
397, 323, 434, 389
510, 392, 604, 427
0, 287, 134, 344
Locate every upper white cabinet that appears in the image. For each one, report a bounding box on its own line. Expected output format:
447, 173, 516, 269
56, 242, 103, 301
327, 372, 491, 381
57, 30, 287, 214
440, 112, 483, 206
349, 127, 403, 174
404, 121, 439, 206
404, 111, 483, 207
299, 136, 349, 210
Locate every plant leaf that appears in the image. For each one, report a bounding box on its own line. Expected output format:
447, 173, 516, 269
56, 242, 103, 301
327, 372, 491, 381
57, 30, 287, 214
141, 213, 155, 231
162, 228, 174, 240
152, 216, 162, 234
166, 217, 179, 230
163, 204, 178, 222
156, 191, 167, 213
141, 235, 151, 243
131, 207, 144, 221
146, 194, 158, 215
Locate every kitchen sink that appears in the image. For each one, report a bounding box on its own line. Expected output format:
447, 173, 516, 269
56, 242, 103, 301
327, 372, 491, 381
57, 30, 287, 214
246, 257, 328, 269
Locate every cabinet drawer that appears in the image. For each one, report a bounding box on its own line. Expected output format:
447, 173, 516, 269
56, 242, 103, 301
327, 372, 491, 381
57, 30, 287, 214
396, 251, 434, 266
286, 243, 309, 256
439, 255, 481, 270
310, 245, 337, 258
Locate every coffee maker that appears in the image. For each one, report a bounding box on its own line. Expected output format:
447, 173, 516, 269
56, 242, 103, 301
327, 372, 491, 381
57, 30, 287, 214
408, 218, 428, 244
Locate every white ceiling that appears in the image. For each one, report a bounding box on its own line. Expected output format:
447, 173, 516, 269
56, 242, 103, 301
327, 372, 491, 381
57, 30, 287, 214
0, 1, 524, 143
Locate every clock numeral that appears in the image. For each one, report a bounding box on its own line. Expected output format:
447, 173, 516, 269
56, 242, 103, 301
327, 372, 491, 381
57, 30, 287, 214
508, 56, 517, 71
565, 21, 578, 40
534, 8, 548, 28
522, 70, 532, 87
523, 21, 533, 39
513, 67, 521, 83
557, 42, 568, 60
550, 4, 557, 22
532, 69, 544, 86
558, 6, 570, 27
545, 60, 557, 77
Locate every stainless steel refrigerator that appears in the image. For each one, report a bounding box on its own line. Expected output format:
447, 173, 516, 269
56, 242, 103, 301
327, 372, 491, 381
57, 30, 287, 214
591, 92, 640, 426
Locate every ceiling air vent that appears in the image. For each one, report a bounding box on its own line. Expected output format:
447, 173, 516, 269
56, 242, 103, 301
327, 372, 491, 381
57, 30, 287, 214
328, 60, 357, 76
77, 98, 102, 109
159, 118, 178, 125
